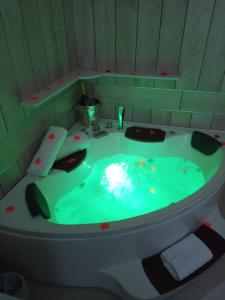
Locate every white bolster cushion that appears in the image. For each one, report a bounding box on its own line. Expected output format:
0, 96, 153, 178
56, 131, 90, 160
27, 126, 68, 177
160, 233, 213, 281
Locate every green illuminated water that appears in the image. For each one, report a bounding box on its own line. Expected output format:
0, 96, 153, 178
51, 154, 205, 225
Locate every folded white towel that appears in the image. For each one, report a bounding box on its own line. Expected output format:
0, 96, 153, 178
27, 126, 68, 177
56, 131, 90, 160
160, 233, 213, 281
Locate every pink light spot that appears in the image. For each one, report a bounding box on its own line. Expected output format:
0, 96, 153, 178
35, 157, 42, 165
160, 72, 168, 76
150, 187, 156, 194
150, 166, 157, 172
149, 130, 155, 135
201, 220, 212, 228
223, 141, 225, 146
135, 129, 141, 133
73, 72, 81, 77
6, 206, 15, 213
30, 95, 39, 101
100, 222, 109, 230
48, 133, 55, 141
73, 134, 80, 141
138, 161, 146, 166
66, 158, 77, 164
45, 86, 53, 91
57, 79, 65, 84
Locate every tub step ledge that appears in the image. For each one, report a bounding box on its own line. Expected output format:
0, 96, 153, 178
98, 260, 160, 300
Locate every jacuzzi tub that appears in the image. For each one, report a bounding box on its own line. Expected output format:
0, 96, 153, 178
0, 122, 225, 299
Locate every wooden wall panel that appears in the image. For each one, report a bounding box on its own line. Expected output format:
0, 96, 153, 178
181, 91, 225, 115
100, 104, 116, 119
221, 76, 225, 92
197, 0, 225, 91
74, 0, 96, 69
176, 0, 215, 90
0, 162, 21, 195
20, 0, 49, 90
37, 0, 61, 81
211, 115, 225, 130
0, 104, 55, 173
0, 108, 7, 138
62, 0, 78, 72
51, 0, 69, 76
151, 110, 171, 126
0, 0, 36, 97
170, 111, 192, 127
221, 77, 225, 93
116, 0, 138, 74
154, 0, 188, 89
132, 109, 151, 123
53, 84, 80, 121
136, 0, 162, 75
0, 12, 25, 130
54, 110, 77, 130
94, 0, 115, 71
94, 85, 182, 110
190, 113, 213, 129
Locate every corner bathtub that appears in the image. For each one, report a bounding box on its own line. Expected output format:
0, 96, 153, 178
0, 125, 225, 298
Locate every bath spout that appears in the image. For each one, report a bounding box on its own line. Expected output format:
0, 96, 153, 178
118, 106, 125, 129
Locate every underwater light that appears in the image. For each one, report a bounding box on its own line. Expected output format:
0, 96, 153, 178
101, 163, 133, 197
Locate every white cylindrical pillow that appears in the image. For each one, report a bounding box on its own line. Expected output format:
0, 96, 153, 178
27, 126, 68, 177
56, 131, 90, 160
160, 233, 213, 281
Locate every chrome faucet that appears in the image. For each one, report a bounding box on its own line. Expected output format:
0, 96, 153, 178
118, 106, 125, 129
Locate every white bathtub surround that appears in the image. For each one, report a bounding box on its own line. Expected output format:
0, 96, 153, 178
27, 126, 68, 177
160, 233, 213, 281
56, 131, 90, 160
0, 122, 225, 300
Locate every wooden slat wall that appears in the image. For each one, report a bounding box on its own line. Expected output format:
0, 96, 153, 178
1, 0, 225, 196
74, 0, 96, 69
0, 0, 81, 196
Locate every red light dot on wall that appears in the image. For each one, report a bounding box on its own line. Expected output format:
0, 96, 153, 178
57, 79, 65, 84
35, 157, 42, 165
149, 130, 155, 135
160, 72, 167, 76
223, 141, 225, 146
6, 206, 15, 213
48, 133, 55, 140
45, 86, 53, 91
201, 220, 212, 228
30, 95, 39, 101
100, 222, 109, 230
135, 129, 141, 133
73, 134, 80, 141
